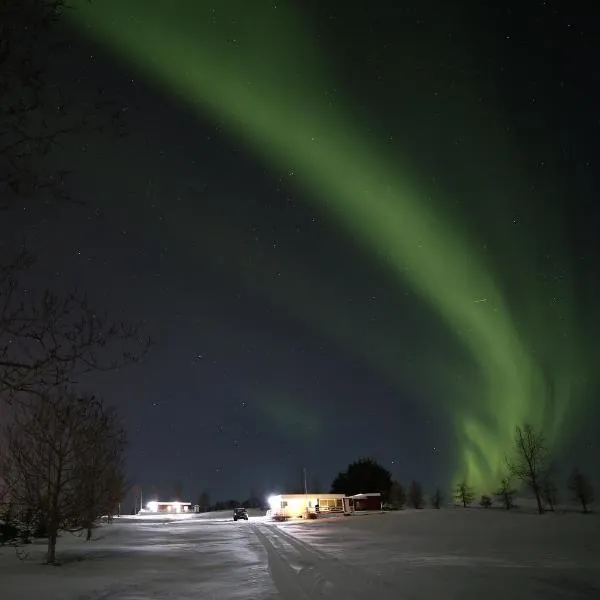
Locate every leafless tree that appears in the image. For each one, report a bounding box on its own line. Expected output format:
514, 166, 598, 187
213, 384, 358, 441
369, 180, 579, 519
0, 387, 126, 563
506, 424, 548, 514
75, 399, 127, 540
454, 479, 474, 507
479, 495, 492, 508
541, 479, 558, 512
494, 476, 517, 510
0, 249, 150, 401
0, 0, 126, 210
430, 486, 443, 509
197, 489, 210, 512
388, 480, 406, 509
407, 480, 425, 509
568, 468, 594, 514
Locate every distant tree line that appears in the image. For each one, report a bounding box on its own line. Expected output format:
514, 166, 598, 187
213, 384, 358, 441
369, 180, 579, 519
185, 423, 594, 523
195, 488, 265, 512
323, 425, 595, 516
452, 424, 595, 514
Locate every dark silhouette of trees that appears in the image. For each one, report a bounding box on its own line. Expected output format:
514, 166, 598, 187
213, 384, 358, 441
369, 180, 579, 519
479, 495, 492, 508
76, 400, 127, 540
407, 480, 425, 509
331, 458, 392, 501
0, 388, 127, 563
568, 468, 594, 514
507, 424, 548, 514
495, 476, 517, 510
541, 479, 558, 512
454, 480, 474, 507
0, 1, 146, 400
430, 487, 443, 509
197, 490, 211, 512
0, 250, 150, 402
0, 0, 126, 211
0, 2, 145, 521
388, 480, 406, 509
244, 488, 261, 509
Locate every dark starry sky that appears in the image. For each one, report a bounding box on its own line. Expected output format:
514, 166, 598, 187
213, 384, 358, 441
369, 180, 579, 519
2, 0, 599, 506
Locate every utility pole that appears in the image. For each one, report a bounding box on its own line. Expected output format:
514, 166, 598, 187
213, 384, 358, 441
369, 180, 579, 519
303, 467, 308, 515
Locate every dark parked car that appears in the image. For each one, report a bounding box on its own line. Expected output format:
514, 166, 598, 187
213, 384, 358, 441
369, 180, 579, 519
233, 507, 248, 521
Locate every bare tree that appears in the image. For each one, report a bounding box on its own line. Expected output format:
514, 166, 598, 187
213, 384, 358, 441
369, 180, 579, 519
506, 424, 547, 514
407, 480, 425, 509
389, 480, 406, 509
568, 468, 594, 514
479, 495, 492, 508
75, 399, 127, 540
0, 0, 146, 396
541, 479, 558, 512
430, 486, 443, 509
495, 476, 517, 510
197, 490, 210, 512
0, 249, 150, 401
0, 0, 126, 210
0, 387, 126, 563
454, 480, 474, 507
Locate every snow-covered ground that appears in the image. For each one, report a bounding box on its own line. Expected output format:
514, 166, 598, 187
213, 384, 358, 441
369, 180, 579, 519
1, 508, 599, 599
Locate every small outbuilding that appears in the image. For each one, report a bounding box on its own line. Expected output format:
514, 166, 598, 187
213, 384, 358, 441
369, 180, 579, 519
345, 492, 382, 512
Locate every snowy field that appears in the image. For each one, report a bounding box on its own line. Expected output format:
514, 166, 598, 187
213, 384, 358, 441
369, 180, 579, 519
1, 508, 599, 599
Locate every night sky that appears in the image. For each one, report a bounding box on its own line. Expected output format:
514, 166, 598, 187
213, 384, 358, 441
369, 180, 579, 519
3, 0, 599, 505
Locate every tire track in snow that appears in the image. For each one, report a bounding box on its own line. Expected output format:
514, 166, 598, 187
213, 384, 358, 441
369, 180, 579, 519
252, 524, 403, 599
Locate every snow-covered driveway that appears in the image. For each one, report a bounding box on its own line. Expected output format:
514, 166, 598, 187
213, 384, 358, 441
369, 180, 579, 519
1, 510, 599, 599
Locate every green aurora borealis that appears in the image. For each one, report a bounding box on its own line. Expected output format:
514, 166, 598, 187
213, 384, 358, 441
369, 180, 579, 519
67, 0, 593, 492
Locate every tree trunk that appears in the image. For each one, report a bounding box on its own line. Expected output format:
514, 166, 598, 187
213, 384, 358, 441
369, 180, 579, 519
46, 526, 58, 564
581, 498, 588, 514
534, 489, 544, 514
86, 526, 92, 541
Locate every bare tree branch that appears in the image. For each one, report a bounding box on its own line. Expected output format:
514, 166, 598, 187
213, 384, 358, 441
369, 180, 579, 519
0, 250, 151, 400
0, 0, 127, 211
494, 476, 517, 510
506, 424, 548, 514
75, 399, 127, 540
568, 468, 594, 514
